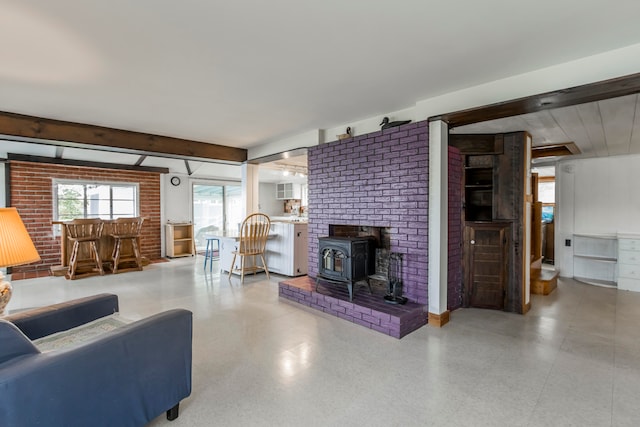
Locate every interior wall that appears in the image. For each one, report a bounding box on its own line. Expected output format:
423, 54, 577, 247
258, 183, 284, 217
556, 154, 640, 277
164, 174, 192, 224
8, 160, 162, 274
447, 146, 463, 310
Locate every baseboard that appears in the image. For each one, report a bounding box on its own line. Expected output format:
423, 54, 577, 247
428, 310, 450, 327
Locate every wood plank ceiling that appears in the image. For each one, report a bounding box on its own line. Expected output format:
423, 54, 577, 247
451, 93, 640, 159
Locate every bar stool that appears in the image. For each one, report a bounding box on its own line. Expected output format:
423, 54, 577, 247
203, 237, 220, 272
110, 217, 144, 274
65, 218, 105, 280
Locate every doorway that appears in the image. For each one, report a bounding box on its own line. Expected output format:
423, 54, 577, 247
192, 183, 243, 250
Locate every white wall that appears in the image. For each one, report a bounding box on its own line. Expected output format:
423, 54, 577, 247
249, 42, 640, 159
556, 154, 640, 277
162, 166, 242, 255
258, 183, 284, 217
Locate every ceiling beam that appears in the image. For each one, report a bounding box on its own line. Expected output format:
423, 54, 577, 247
134, 155, 147, 166
431, 72, 640, 128
8, 153, 169, 174
0, 111, 247, 163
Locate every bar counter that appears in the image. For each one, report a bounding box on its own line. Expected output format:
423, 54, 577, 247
51, 219, 147, 276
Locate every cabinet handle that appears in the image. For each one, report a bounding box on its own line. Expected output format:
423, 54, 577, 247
470, 240, 475, 245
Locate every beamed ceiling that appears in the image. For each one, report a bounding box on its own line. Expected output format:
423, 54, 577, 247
2, 1, 640, 169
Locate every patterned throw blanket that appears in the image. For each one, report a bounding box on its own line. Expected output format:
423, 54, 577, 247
33, 314, 133, 352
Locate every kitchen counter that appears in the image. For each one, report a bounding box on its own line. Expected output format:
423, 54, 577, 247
270, 216, 308, 223
216, 222, 307, 277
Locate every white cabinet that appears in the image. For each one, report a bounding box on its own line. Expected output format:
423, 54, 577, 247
265, 222, 287, 274
573, 234, 617, 287
218, 237, 256, 274
265, 222, 308, 276
218, 237, 238, 273
617, 235, 640, 292
276, 183, 302, 200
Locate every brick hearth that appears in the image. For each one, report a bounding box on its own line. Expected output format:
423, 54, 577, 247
279, 276, 428, 339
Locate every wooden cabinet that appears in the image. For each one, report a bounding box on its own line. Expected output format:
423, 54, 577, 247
165, 223, 195, 258
451, 132, 531, 314
464, 223, 510, 310
617, 235, 640, 292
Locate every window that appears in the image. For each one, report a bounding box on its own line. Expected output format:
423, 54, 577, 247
54, 180, 139, 223
192, 183, 242, 250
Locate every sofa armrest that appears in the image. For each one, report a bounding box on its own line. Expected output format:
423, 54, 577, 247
0, 320, 39, 364
4, 293, 119, 340
0, 308, 192, 427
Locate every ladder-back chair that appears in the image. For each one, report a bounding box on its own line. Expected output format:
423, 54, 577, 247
65, 218, 105, 280
228, 213, 271, 283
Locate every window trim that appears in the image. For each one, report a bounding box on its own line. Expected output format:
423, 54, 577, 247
52, 179, 140, 233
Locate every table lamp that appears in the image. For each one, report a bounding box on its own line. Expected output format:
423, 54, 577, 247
0, 207, 41, 316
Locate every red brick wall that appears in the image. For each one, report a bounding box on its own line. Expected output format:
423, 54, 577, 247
8, 160, 162, 274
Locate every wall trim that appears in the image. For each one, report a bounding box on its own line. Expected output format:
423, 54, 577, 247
428, 310, 450, 327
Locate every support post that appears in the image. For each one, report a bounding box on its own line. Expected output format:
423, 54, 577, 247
428, 120, 450, 327
241, 163, 259, 218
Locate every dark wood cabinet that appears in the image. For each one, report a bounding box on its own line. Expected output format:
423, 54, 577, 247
451, 132, 531, 314
464, 222, 509, 309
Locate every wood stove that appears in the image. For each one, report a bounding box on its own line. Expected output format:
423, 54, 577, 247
315, 236, 374, 301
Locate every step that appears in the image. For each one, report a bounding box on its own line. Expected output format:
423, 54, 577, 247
531, 269, 558, 295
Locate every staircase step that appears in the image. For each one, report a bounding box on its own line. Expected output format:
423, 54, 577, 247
531, 269, 558, 295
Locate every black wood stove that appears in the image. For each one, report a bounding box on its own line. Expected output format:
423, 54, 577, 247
315, 236, 375, 301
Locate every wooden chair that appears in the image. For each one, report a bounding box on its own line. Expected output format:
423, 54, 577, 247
110, 217, 144, 274
65, 218, 105, 280
228, 213, 271, 283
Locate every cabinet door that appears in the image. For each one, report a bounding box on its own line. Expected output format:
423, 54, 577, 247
464, 223, 509, 310
292, 224, 308, 276
219, 238, 238, 273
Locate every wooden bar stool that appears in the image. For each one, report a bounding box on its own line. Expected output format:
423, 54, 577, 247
110, 217, 144, 274
65, 218, 105, 280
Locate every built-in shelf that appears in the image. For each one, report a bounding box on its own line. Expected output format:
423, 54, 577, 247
573, 234, 617, 287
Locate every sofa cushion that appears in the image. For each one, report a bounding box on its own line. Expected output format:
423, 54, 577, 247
0, 320, 39, 364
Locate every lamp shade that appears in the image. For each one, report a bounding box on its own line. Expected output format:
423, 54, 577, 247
0, 207, 41, 268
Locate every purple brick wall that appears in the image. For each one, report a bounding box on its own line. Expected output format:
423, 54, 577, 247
448, 146, 463, 310
308, 121, 429, 304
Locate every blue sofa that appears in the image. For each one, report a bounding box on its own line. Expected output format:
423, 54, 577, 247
0, 293, 192, 426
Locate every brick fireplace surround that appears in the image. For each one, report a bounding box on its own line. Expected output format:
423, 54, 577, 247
279, 121, 463, 338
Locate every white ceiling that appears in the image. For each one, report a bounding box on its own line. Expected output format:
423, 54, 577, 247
3, 0, 640, 151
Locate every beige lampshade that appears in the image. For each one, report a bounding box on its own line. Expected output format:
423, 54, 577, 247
0, 207, 41, 268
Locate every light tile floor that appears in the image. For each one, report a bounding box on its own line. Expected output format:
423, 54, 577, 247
8, 257, 640, 426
